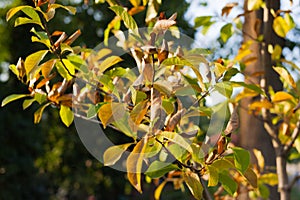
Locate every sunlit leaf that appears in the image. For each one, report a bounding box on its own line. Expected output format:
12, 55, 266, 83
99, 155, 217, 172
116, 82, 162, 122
222, 2, 238, 17
6, 6, 32, 21
160, 131, 192, 153
259, 173, 278, 186
253, 148, 265, 172
34, 92, 47, 104
23, 99, 36, 110
130, 100, 149, 126
145, 0, 159, 22
272, 91, 294, 103
130, 0, 141, 7
183, 170, 203, 200
153, 19, 176, 34
55, 60, 75, 81
25, 50, 48, 78
59, 105, 74, 127
110, 6, 139, 35
1, 94, 30, 107
49, 4, 77, 15
210, 159, 235, 171
273, 66, 296, 89
232, 147, 250, 173
14, 17, 43, 28
247, 0, 263, 11
273, 13, 295, 38
220, 23, 233, 43
207, 165, 218, 187
215, 81, 233, 98
127, 139, 147, 193
294, 136, 300, 154
87, 103, 105, 118
154, 180, 167, 200
98, 102, 124, 128
223, 68, 240, 81
103, 143, 132, 166
34, 103, 51, 123
98, 56, 123, 73
145, 161, 179, 178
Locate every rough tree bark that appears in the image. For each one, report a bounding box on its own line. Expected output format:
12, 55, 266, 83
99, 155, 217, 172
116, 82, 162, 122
239, 0, 284, 199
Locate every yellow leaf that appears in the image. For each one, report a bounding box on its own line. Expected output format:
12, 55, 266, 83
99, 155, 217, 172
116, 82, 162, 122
272, 91, 294, 103
127, 138, 147, 193
259, 173, 278, 186
154, 180, 167, 200
103, 143, 132, 166
273, 66, 296, 89
249, 100, 273, 110
253, 149, 265, 172
98, 102, 124, 128
98, 56, 123, 73
207, 166, 218, 187
183, 170, 203, 200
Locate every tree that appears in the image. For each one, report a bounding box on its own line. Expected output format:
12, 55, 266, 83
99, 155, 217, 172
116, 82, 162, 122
2, 0, 300, 200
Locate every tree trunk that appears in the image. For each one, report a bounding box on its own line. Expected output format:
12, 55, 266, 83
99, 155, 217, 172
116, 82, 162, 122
239, 0, 284, 199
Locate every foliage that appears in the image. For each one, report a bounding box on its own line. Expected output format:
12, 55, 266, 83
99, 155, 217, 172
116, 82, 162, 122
2, 0, 300, 199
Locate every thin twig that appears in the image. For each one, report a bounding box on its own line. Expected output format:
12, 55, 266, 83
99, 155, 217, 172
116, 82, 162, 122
288, 174, 300, 190
283, 115, 300, 155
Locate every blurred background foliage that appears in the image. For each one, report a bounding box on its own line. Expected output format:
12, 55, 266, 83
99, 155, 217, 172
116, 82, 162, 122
0, 0, 195, 199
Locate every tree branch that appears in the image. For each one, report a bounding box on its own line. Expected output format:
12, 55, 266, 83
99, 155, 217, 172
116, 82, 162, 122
288, 174, 300, 191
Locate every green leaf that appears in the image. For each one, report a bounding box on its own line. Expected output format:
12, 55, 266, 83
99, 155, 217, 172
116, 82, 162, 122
25, 50, 48, 78
103, 143, 132, 166
21, 7, 41, 23
194, 16, 215, 35
210, 159, 235, 171
295, 136, 300, 154
59, 105, 74, 127
223, 68, 240, 81
87, 103, 105, 118
34, 92, 47, 104
23, 99, 36, 110
127, 139, 147, 193
215, 81, 233, 98
259, 183, 270, 199
2, 94, 29, 107
160, 131, 193, 153
219, 172, 237, 195
144, 138, 162, 158
273, 66, 296, 89
98, 56, 123, 73
183, 171, 203, 200
207, 165, 219, 187
232, 147, 250, 173
220, 23, 233, 43
145, 161, 179, 178
110, 6, 139, 35
130, 86, 147, 105
162, 99, 175, 115
231, 81, 264, 95
34, 103, 50, 123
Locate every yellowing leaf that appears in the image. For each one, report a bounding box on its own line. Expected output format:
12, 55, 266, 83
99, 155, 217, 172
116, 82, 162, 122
127, 138, 147, 193
130, 100, 150, 126
154, 180, 167, 200
259, 173, 278, 186
98, 56, 123, 73
98, 103, 123, 128
24, 50, 48, 77
253, 149, 265, 172
272, 91, 294, 103
207, 166, 218, 187
183, 170, 203, 200
59, 105, 74, 127
249, 100, 273, 110
160, 131, 192, 153
273, 14, 295, 38
220, 23, 233, 43
1, 94, 29, 107
34, 103, 51, 123
273, 66, 296, 89
6, 6, 31, 21
247, 0, 264, 11
130, 0, 141, 7
103, 143, 132, 166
